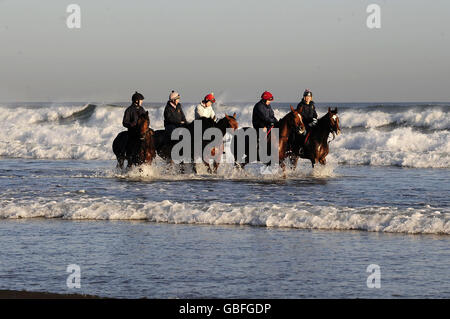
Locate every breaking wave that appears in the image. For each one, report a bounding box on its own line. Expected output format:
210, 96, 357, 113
0, 197, 448, 234
0, 102, 448, 168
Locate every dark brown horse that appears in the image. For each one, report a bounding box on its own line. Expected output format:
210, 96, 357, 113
112, 111, 156, 169
153, 114, 238, 174
232, 105, 305, 171
290, 107, 341, 168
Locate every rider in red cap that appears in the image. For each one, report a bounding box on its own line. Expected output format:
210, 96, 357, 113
195, 93, 217, 121
252, 91, 278, 131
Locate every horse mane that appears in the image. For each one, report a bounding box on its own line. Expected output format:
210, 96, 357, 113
317, 112, 330, 127
275, 111, 294, 128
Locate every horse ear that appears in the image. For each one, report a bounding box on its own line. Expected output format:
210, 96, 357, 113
232, 112, 236, 118
290, 105, 295, 113
328, 107, 331, 113
298, 105, 303, 113
146, 111, 149, 115
334, 107, 338, 113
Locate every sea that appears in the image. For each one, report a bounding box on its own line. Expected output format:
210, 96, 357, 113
0, 101, 448, 298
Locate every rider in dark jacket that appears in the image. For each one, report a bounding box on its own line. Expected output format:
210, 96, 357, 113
123, 92, 146, 133
252, 91, 278, 131
164, 91, 187, 142
292, 89, 318, 154
296, 89, 318, 128
122, 91, 146, 164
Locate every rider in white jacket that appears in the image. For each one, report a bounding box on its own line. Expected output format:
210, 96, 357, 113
195, 93, 216, 121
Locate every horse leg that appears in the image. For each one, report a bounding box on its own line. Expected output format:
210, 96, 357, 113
204, 162, 212, 174
280, 159, 286, 172
319, 149, 329, 165
290, 156, 299, 170
126, 156, 133, 168
116, 156, 124, 169
213, 161, 219, 174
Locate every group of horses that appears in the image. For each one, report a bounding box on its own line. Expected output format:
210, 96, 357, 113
112, 106, 341, 174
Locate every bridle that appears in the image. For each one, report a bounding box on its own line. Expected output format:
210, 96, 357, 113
279, 112, 304, 139
327, 114, 340, 142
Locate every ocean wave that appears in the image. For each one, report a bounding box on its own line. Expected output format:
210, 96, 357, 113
338, 108, 450, 130
34, 104, 97, 124
0, 103, 449, 168
0, 198, 448, 234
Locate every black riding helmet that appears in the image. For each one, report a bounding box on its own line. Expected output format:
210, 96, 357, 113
303, 89, 312, 97
132, 91, 145, 103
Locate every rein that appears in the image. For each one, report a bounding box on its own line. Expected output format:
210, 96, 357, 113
266, 126, 273, 137
304, 131, 311, 144
139, 128, 152, 140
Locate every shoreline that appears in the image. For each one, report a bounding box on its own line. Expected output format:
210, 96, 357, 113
0, 289, 103, 299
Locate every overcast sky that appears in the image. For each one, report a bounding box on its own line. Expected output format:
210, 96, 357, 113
0, 0, 449, 102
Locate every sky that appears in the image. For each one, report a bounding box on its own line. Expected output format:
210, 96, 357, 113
0, 0, 449, 103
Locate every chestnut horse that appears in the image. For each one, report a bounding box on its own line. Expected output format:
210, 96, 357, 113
290, 107, 341, 168
112, 111, 156, 169
232, 105, 305, 171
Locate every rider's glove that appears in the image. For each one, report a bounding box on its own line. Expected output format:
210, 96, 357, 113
309, 118, 318, 127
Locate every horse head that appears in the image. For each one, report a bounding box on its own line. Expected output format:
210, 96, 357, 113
137, 111, 150, 137
219, 113, 239, 132
327, 107, 341, 136
290, 105, 306, 135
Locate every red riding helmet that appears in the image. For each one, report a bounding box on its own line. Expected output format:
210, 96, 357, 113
204, 93, 216, 103
261, 91, 274, 101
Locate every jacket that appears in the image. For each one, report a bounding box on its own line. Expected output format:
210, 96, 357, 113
123, 103, 147, 134
252, 100, 278, 129
164, 101, 186, 129
296, 100, 318, 125
195, 102, 216, 120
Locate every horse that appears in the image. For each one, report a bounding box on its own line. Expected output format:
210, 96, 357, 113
153, 114, 238, 174
289, 107, 341, 168
112, 111, 156, 169
232, 105, 306, 171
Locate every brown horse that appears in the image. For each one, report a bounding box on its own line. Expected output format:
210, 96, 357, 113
153, 114, 238, 174
112, 111, 156, 169
192, 113, 239, 174
136, 112, 156, 166
277, 105, 306, 170
232, 105, 305, 171
290, 107, 341, 168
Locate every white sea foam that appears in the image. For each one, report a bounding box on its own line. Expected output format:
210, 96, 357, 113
0, 197, 448, 234
109, 159, 338, 181
339, 108, 450, 130
0, 103, 448, 168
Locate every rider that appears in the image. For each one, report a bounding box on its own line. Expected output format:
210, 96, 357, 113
164, 90, 187, 142
252, 91, 278, 135
122, 91, 146, 163
296, 89, 318, 130
292, 89, 318, 154
195, 93, 216, 121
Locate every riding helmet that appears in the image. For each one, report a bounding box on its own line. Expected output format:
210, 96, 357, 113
132, 91, 145, 103
169, 90, 180, 101
203, 93, 216, 103
261, 91, 274, 101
